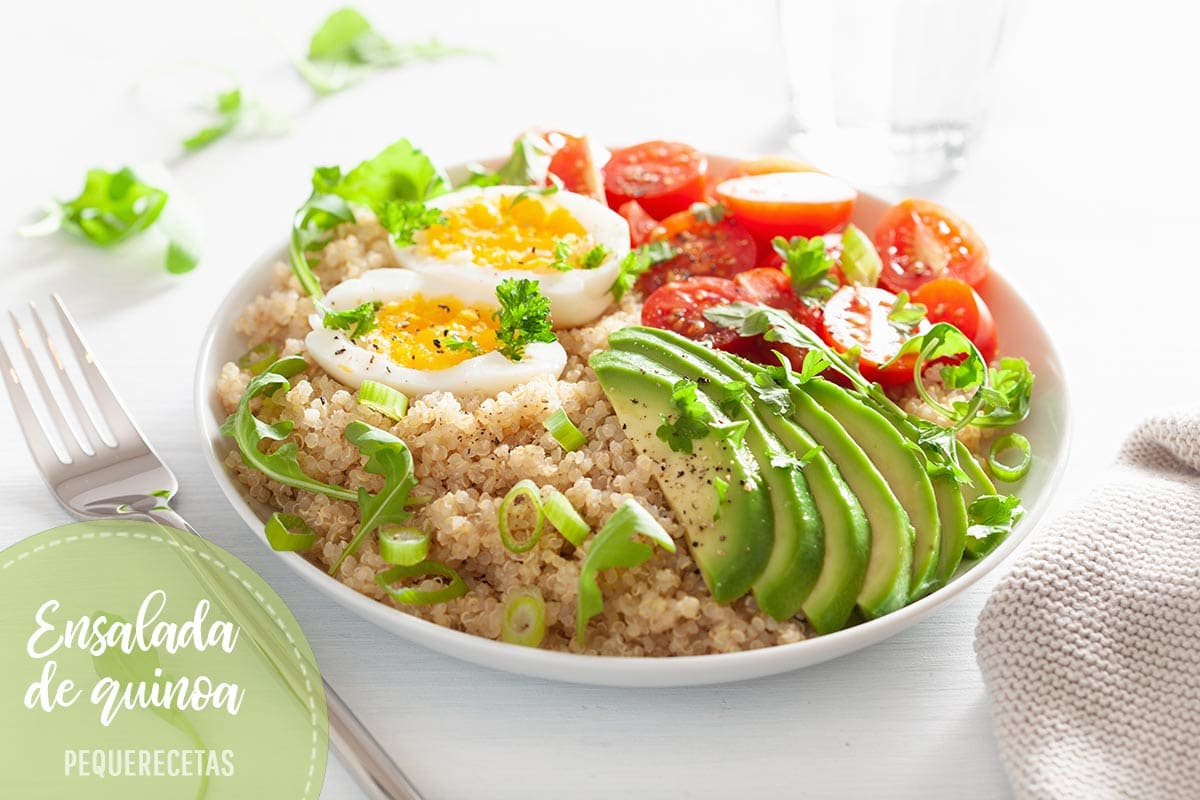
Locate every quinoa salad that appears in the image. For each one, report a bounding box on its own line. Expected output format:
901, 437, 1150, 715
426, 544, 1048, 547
216, 133, 1034, 656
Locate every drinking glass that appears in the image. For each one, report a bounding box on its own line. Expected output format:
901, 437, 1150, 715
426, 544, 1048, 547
777, 0, 1009, 189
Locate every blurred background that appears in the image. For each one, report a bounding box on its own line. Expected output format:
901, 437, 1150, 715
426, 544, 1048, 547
3, 1, 1199, 797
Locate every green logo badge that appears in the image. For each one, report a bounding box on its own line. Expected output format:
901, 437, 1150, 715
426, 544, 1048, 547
0, 520, 328, 798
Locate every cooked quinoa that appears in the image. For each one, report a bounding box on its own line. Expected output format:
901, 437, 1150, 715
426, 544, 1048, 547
217, 217, 990, 656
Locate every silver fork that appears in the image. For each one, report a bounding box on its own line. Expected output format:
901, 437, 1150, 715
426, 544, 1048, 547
0, 294, 421, 800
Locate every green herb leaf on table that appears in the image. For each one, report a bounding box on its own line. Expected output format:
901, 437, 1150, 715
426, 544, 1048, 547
182, 88, 243, 152
493, 278, 556, 361
219, 355, 357, 503
297, 7, 472, 95
576, 501, 675, 644
329, 421, 422, 575
19, 166, 201, 274
773, 235, 838, 306
610, 241, 679, 301
322, 301, 380, 339
379, 200, 445, 247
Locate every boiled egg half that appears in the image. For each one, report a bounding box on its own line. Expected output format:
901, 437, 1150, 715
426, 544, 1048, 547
306, 269, 567, 397
391, 185, 630, 328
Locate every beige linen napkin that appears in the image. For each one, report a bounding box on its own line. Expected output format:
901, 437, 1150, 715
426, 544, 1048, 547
975, 413, 1200, 799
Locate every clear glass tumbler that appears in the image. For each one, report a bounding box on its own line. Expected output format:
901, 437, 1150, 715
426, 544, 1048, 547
778, 0, 1009, 189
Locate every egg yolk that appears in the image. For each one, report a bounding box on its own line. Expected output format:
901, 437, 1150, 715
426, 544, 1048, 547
364, 294, 500, 370
419, 195, 597, 272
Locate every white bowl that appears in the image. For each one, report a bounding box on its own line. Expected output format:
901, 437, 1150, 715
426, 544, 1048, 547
194, 155, 1071, 687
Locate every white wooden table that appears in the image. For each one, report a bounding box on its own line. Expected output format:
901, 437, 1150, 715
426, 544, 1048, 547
4, 1, 1198, 796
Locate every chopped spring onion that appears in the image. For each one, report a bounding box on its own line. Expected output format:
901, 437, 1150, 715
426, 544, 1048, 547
498, 479, 544, 553
378, 524, 429, 566
375, 560, 467, 605
988, 432, 1032, 482
265, 512, 317, 551
236, 341, 279, 375
357, 380, 408, 420
501, 588, 547, 648
543, 490, 590, 546
543, 407, 587, 451
576, 500, 675, 644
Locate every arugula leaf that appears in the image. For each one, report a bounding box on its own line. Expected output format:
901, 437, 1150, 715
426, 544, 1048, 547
839, 223, 882, 286
19, 166, 203, 274
655, 379, 715, 455
580, 244, 611, 270
182, 88, 243, 152
379, 200, 445, 246
964, 493, 1025, 558
322, 301, 380, 339
610, 241, 679, 301
297, 7, 471, 95
289, 138, 447, 297
219, 355, 357, 502
550, 241, 573, 271
976, 357, 1034, 428
796, 349, 831, 383
690, 202, 728, 224
888, 291, 927, 333
576, 500, 675, 643
464, 132, 553, 187
329, 421, 421, 575
493, 278, 556, 361
773, 235, 838, 305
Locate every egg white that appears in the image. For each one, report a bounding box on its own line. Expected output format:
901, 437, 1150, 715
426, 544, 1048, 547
305, 269, 568, 397
391, 185, 631, 329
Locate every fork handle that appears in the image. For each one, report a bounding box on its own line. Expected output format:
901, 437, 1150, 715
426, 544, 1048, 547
144, 507, 423, 800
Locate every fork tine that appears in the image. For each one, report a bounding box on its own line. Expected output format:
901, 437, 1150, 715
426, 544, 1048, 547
28, 301, 109, 451
9, 311, 89, 461
0, 336, 67, 471
50, 294, 143, 448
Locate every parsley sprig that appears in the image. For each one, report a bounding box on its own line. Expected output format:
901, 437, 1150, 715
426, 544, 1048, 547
322, 301, 380, 338
610, 241, 679, 301
655, 379, 749, 455
493, 278, 556, 361
773, 235, 838, 306
380, 200, 446, 246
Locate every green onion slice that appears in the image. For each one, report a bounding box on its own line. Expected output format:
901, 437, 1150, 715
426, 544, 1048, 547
543, 490, 590, 546
988, 432, 1032, 482
501, 588, 547, 648
357, 380, 409, 421
265, 512, 317, 551
543, 408, 587, 451
237, 341, 279, 375
498, 479, 544, 553
375, 560, 467, 605
575, 500, 675, 644
378, 524, 429, 566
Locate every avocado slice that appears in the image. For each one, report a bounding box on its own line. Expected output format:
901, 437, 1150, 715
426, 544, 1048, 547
607, 330, 824, 620
590, 349, 774, 603
957, 441, 999, 560
609, 328, 868, 633
801, 379, 942, 598
746, 368, 915, 619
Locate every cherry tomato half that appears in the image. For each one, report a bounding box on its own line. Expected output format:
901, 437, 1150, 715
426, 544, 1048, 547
910, 277, 998, 363
604, 141, 707, 219
714, 172, 857, 249
638, 208, 758, 293
546, 133, 605, 202
640, 277, 751, 353
706, 156, 820, 201
618, 200, 659, 247
874, 198, 990, 293
821, 285, 930, 387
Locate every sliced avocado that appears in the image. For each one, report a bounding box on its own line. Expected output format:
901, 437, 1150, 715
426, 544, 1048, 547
924, 474, 967, 597
607, 329, 824, 620
801, 379, 941, 598
590, 349, 774, 603
609, 328, 868, 633
757, 370, 915, 619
